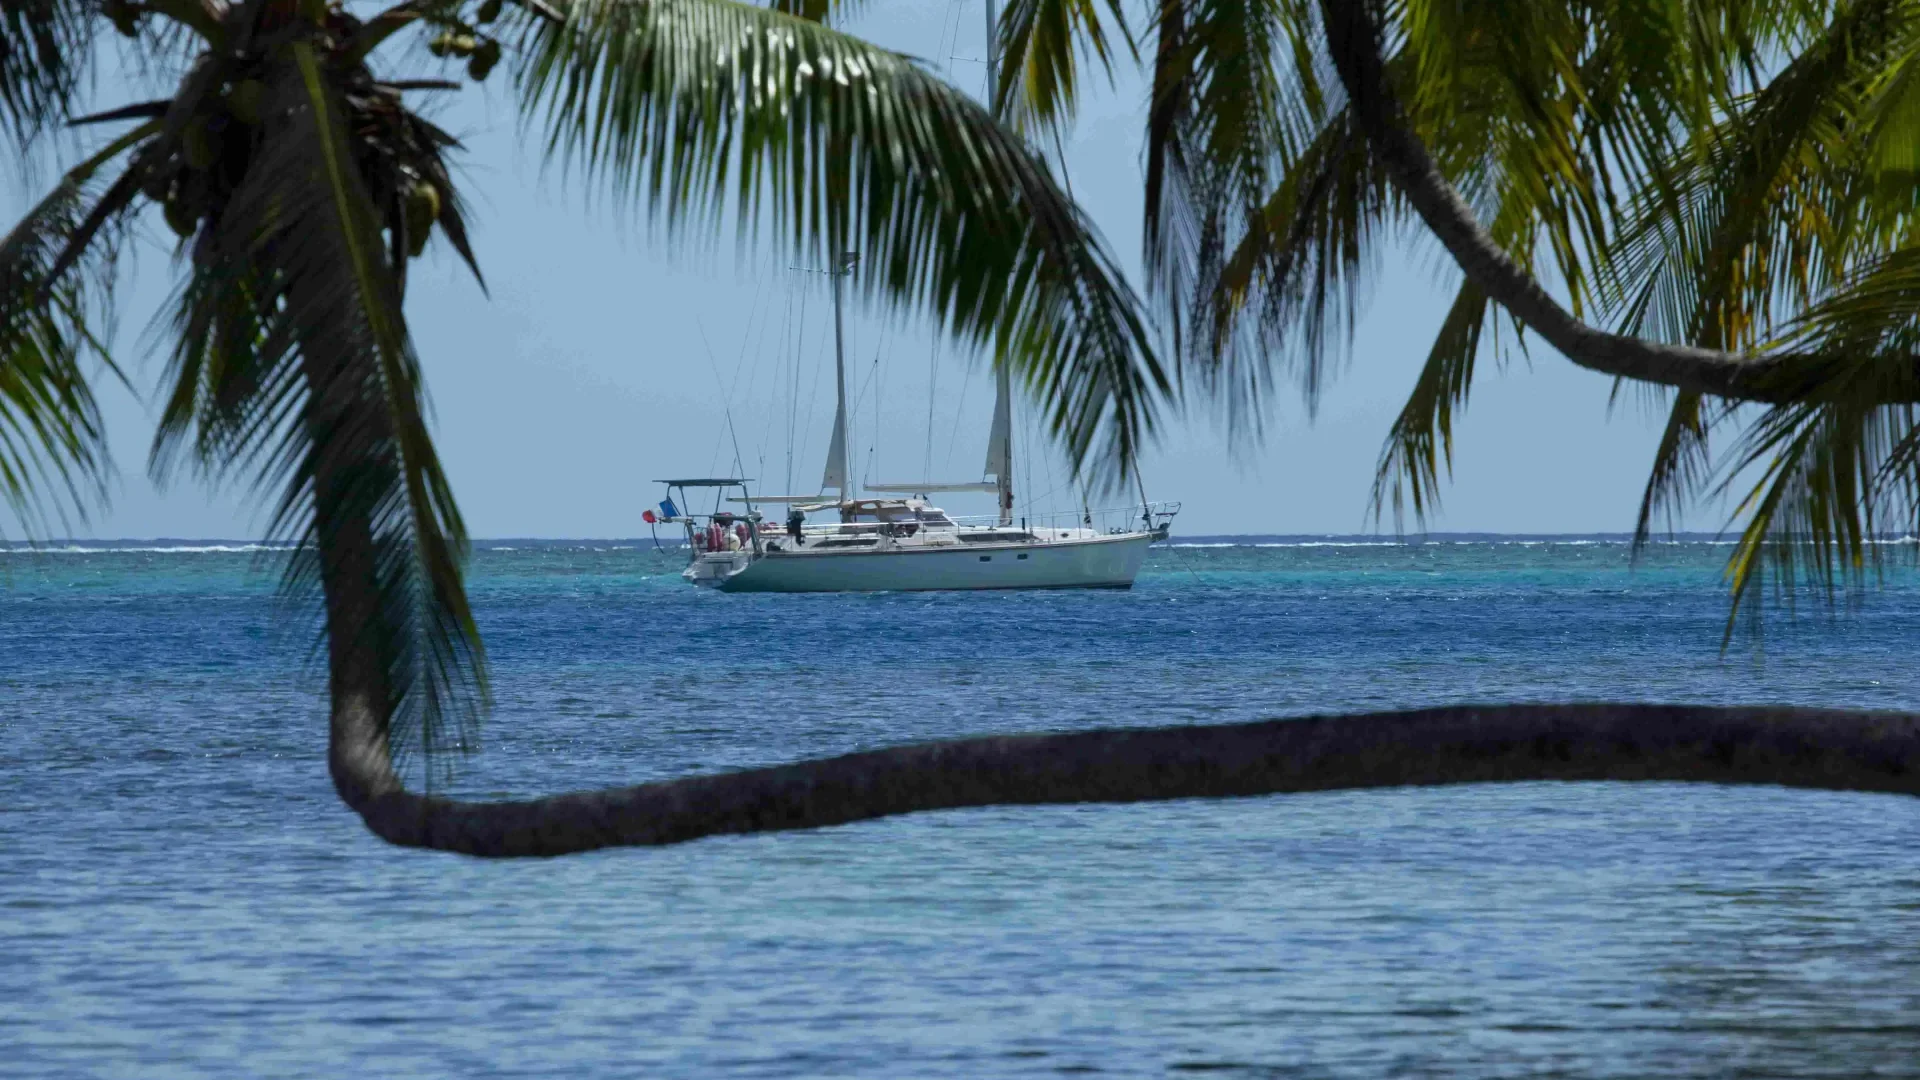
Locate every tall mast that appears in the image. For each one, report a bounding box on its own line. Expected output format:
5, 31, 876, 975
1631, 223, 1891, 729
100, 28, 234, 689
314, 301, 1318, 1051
983, 0, 1015, 526
822, 251, 858, 507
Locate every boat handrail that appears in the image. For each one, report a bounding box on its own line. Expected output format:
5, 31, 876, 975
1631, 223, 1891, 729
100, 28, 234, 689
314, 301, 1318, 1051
773, 502, 1179, 540
668, 503, 1178, 545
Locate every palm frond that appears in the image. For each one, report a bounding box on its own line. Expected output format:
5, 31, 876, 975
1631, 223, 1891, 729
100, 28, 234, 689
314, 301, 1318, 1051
1859, 29, 1920, 172
0, 121, 157, 533
1189, 106, 1393, 423
1394, 0, 1767, 325
1604, 0, 1920, 352
1401, 0, 1607, 289
1144, 0, 1197, 360
509, 0, 1165, 483
1714, 240, 1920, 634
1369, 278, 1486, 530
992, 0, 1133, 133
762, 0, 871, 24
164, 45, 485, 784
1360, 115, 1585, 530
1719, 395, 1914, 639
1146, 0, 1321, 365
1631, 387, 1717, 551
0, 0, 91, 143
397, 109, 487, 290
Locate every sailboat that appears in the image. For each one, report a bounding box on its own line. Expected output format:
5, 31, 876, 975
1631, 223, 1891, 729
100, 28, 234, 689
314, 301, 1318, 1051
655, 2, 1177, 592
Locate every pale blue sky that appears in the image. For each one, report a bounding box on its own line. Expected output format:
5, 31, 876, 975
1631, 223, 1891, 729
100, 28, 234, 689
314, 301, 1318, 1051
4, 1, 1691, 540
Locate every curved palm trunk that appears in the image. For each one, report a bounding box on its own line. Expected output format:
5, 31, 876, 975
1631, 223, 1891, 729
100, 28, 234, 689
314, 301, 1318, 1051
320, 501, 1920, 856
312, 2, 1920, 858
337, 698, 1920, 857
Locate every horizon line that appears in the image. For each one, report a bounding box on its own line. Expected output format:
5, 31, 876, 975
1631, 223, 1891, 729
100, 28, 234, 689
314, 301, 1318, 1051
0, 530, 1793, 546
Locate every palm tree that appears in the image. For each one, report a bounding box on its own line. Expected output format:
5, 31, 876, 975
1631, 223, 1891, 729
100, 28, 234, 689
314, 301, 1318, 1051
3, 0, 1915, 857
1321, 0, 1920, 630
1007, 0, 1920, 628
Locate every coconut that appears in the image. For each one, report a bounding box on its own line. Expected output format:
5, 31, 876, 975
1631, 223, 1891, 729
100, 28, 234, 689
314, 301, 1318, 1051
404, 182, 441, 255
228, 80, 266, 125
164, 198, 198, 238
468, 39, 501, 82
140, 168, 172, 203
182, 121, 217, 171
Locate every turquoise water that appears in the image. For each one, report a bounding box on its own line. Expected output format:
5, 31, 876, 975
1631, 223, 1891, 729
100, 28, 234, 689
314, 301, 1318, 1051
4, 540, 1919, 1077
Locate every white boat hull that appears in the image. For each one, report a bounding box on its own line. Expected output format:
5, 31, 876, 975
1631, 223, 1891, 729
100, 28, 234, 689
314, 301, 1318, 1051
694, 532, 1153, 592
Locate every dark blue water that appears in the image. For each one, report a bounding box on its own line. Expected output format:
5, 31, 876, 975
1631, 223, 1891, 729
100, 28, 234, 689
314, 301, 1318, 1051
4, 540, 1919, 1078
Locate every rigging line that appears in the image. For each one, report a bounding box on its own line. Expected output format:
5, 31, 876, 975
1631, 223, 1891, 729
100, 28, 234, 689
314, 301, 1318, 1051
1044, 120, 1144, 516
978, 0, 992, 102
789, 274, 808, 494
1166, 538, 1206, 586
789, 273, 812, 493
1037, 395, 1058, 520
758, 276, 787, 439
848, 320, 888, 417
739, 271, 782, 474
841, 288, 860, 487
695, 317, 751, 483
937, 0, 965, 76
924, 334, 940, 482
919, 0, 976, 483
870, 319, 887, 487
703, 363, 729, 476
1050, 122, 1077, 203
1050, 133, 1089, 513
797, 285, 830, 490
918, 7, 955, 485
727, 270, 769, 403
778, 275, 797, 494
845, 320, 890, 482
705, 274, 769, 480
704, 302, 747, 480
730, 274, 777, 467
1022, 391, 1037, 521
941, 354, 976, 469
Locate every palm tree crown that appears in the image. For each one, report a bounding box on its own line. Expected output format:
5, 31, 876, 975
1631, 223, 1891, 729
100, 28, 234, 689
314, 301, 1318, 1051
2, 0, 1166, 784
985, 0, 1920, 628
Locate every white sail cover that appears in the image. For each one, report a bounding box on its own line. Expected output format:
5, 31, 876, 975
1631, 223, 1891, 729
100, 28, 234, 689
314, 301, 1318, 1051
822, 402, 848, 492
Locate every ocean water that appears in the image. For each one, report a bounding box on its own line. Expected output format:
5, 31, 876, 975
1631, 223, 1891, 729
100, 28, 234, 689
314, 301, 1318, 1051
4, 539, 1919, 1078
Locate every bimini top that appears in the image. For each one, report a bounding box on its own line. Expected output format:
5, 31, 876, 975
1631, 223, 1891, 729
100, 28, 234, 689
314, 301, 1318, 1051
656, 478, 751, 487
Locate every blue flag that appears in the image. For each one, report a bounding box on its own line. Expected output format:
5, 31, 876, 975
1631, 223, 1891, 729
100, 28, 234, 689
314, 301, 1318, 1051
658, 498, 680, 520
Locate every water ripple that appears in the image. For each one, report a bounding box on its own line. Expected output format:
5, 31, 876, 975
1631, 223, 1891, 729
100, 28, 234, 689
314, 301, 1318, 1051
3, 544, 1918, 1078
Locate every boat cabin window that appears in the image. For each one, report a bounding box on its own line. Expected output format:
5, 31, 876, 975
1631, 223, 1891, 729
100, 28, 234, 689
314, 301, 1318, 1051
959, 531, 1035, 543
814, 537, 878, 548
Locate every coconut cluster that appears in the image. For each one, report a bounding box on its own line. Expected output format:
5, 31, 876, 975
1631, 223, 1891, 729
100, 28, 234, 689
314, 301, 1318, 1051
108, 1, 503, 266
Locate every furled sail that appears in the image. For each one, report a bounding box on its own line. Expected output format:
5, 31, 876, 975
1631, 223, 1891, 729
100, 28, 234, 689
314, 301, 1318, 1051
985, 362, 1013, 524
984, 366, 1011, 478
821, 402, 848, 492
823, 250, 857, 494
